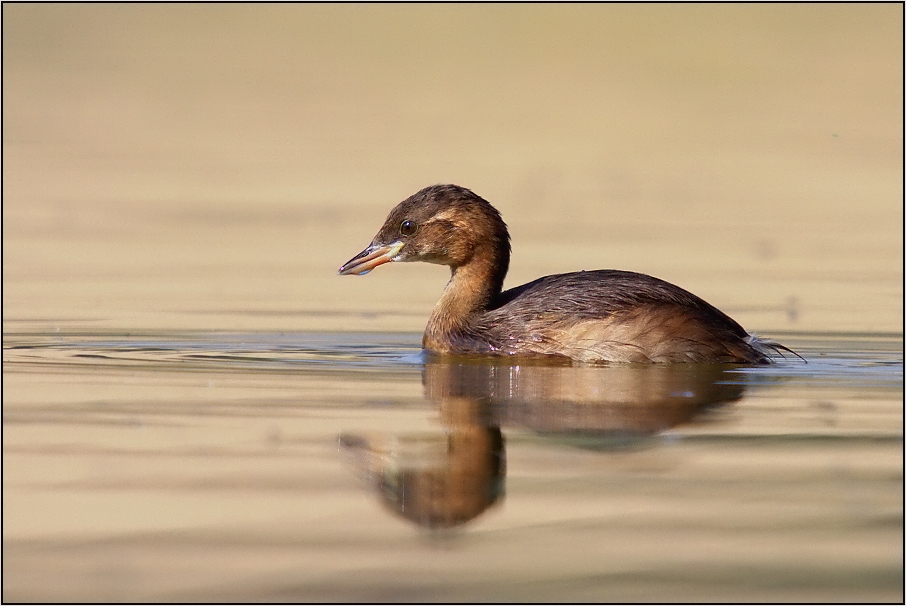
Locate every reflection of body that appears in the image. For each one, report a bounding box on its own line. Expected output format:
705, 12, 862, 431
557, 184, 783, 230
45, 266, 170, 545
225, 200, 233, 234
341, 359, 747, 529
340, 184, 795, 364
425, 359, 745, 435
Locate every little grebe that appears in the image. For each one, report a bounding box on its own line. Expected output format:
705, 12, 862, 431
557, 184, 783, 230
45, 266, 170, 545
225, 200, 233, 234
338, 184, 792, 364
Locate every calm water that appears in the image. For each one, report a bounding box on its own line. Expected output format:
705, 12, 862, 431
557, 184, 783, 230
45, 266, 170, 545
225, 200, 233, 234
2, 330, 902, 602
4, 5, 902, 603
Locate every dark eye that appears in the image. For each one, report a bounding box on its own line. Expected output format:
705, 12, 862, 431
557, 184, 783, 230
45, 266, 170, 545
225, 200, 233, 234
400, 220, 418, 237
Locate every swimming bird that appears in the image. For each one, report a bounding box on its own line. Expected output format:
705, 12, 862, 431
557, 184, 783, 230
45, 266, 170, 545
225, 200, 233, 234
339, 184, 792, 364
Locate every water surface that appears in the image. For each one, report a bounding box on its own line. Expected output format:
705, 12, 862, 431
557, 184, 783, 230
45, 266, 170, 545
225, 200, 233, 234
3, 6, 902, 602
3, 330, 902, 602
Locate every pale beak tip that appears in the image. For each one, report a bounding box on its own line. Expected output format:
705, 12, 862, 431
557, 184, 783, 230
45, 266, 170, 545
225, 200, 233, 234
337, 267, 370, 276
337, 241, 403, 277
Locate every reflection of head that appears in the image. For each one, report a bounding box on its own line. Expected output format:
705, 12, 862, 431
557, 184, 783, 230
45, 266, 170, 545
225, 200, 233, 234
340, 426, 505, 530
377, 428, 505, 529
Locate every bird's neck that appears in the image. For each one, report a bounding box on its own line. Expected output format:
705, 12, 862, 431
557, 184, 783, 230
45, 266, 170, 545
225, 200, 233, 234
423, 244, 507, 351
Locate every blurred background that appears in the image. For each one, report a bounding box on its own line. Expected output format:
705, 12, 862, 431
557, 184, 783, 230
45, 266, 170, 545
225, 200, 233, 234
3, 7, 903, 602
3, 3, 903, 335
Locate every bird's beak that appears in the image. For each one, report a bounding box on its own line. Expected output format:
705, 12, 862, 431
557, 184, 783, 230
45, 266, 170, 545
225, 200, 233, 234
337, 241, 404, 276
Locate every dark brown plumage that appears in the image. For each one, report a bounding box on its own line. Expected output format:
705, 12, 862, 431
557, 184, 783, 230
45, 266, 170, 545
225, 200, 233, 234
339, 184, 792, 364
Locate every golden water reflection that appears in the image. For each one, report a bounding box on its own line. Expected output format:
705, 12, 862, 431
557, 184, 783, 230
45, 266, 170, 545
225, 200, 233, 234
3, 332, 901, 601
342, 359, 749, 528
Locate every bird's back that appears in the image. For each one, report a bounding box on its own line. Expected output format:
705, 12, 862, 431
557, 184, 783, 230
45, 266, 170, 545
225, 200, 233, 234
463, 270, 768, 363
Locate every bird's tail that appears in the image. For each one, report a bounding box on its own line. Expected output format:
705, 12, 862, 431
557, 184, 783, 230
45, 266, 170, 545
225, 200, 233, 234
746, 334, 806, 363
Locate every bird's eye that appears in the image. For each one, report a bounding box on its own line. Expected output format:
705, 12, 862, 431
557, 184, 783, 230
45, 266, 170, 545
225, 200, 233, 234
400, 220, 418, 237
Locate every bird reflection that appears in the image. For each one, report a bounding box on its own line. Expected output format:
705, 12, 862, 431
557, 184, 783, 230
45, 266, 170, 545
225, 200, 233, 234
340, 357, 747, 530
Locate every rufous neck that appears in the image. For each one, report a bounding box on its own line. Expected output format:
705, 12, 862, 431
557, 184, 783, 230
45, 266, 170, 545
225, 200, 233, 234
424, 244, 507, 349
